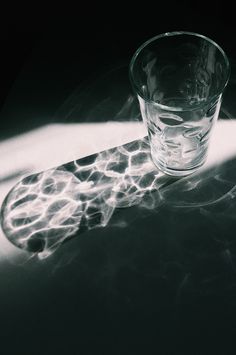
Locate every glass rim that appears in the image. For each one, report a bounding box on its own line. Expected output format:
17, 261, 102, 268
129, 31, 231, 112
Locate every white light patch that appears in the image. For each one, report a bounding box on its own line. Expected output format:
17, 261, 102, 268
1, 119, 236, 261
204, 119, 236, 169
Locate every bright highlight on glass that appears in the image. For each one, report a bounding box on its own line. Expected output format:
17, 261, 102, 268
129, 31, 230, 176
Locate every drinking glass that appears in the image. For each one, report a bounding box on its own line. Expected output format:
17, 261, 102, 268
129, 31, 230, 176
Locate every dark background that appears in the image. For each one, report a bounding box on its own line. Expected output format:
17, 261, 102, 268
0, 5, 235, 138
1, 6, 236, 355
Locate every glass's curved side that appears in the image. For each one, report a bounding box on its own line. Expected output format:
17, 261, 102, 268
129, 32, 230, 176
138, 93, 222, 176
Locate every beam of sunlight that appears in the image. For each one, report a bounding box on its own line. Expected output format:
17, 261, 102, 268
1, 119, 236, 261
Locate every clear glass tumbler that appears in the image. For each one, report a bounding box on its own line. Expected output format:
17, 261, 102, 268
129, 31, 230, 176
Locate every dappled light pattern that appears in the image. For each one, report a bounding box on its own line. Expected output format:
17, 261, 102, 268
1, 138, 163, 258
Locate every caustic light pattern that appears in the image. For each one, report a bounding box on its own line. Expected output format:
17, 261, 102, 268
1, 138, 162, 258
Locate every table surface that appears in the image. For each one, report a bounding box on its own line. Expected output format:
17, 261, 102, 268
1, 36, 236, 354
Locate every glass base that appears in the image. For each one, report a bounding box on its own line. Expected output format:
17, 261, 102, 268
151, 155, 204, 177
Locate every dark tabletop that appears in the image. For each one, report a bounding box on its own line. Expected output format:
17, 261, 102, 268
1, 9, 236, 355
